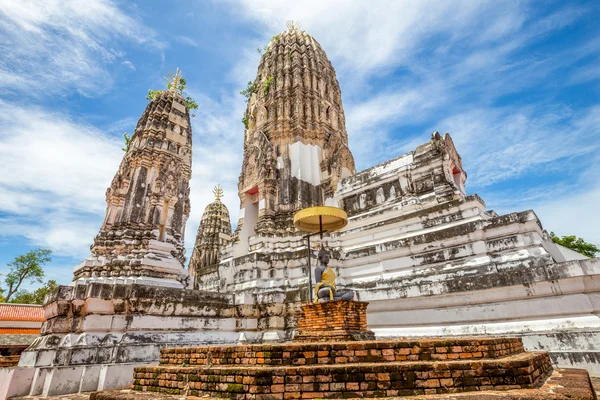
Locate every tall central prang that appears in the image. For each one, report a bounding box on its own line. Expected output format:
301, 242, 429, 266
235, 23, 355, 245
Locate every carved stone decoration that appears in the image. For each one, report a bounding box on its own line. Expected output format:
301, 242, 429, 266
188, 186, 232, 289
235, 26, 356, 239
73, 88, 193, 288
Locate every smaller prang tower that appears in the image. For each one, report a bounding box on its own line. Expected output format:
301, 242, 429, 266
188, 185, 232, 289
73, 70, 193, 288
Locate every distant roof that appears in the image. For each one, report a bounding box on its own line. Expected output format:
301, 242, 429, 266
0, 333, 38, 346
0, 304, 44, 322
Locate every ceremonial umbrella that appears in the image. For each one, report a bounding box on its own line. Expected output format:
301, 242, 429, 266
293, 206, 348, 302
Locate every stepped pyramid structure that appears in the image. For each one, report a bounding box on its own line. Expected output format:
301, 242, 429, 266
2, 25, 600, 399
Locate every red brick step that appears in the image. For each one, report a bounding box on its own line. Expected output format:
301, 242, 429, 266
159, 337, 525, 367
134, 351, 552, 399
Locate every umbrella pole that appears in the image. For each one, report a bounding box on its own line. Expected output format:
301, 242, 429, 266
307, 234, 313, 303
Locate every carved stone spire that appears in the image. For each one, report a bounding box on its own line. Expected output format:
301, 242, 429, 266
73, 81, 193, 288
188, 185, 232, 289
235, 27, 355, 243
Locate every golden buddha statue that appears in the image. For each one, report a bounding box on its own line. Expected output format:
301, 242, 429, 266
314, 248, 354, 302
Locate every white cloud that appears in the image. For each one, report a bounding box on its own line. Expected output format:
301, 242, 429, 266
439, 105, 600, 187
0, 100, 121, 257
122, 60, 136, 71
226, 0, 525, 78
176, 36, 199, 47
183, 90, 246, 253
532, 184, 600, 247
0, 0, 164, 96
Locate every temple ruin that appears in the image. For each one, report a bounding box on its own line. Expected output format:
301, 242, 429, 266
1, 25, 599, 399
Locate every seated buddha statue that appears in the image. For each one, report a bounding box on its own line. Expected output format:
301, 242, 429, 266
314, 248, 354, 302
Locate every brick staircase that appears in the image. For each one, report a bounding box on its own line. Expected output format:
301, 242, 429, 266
130, 337, 553, 398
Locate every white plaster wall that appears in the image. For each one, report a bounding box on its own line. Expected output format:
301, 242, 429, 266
288, 142, 321, 186
0, 367, 35, 400
233, 199, 258, 258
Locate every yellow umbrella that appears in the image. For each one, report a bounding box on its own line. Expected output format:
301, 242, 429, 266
294, 206, 348, 303
293, 206, 348, 233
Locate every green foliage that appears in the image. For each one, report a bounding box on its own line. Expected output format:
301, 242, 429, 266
240, 81, 257, 102
240, 81, 257, 128
262, 75, 274, 96
146, 89, 162, 101
122, 132, 132, 152
9, 280, 58, 305
241, 111, 249, 129
2, 249, 52, 302
550, 232, 600, 258
185, 97, 198, 117
169, 77, 187, 92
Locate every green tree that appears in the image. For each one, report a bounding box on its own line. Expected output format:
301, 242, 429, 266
2, 249, 52, 302
550, 232, 600, 258
9, 280, 58, 305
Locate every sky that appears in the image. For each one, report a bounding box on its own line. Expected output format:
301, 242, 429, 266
0, 0, 599, 290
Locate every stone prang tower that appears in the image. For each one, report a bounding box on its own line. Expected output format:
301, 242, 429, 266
235, 23, 355, 245
188, 185, 232, 289
74, 71, 193, 288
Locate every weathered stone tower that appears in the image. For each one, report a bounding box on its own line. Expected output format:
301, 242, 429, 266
235, 24, 355, 245
73, 74, 193, 288
188, 186, 232, 289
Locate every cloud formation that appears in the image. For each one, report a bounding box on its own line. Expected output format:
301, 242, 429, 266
0, 100, 122, 256
0, 0, 164, 96
0, 1, 598, 286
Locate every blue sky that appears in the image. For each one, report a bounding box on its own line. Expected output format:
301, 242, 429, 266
0, 0, 599, 290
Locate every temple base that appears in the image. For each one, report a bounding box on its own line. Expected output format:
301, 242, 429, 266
295, 300, 375, 342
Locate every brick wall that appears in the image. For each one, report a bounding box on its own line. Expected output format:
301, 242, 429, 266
159, 338, 525, 367
295, 300, 374, 341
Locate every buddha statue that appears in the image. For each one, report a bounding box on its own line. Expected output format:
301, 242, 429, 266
314, 248, 354, 302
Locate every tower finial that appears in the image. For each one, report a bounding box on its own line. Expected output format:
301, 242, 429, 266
163, 68, 184, 91
213, 184, 224, 201
286, 20, 301, 31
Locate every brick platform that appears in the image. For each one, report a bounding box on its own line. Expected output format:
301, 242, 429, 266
295, 300, 375, 342
118, 337, 559, 398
